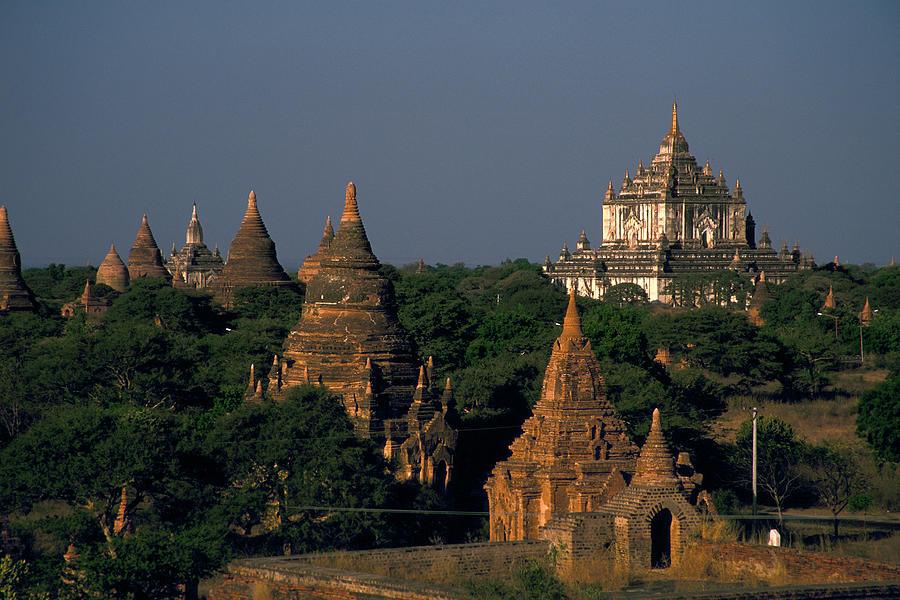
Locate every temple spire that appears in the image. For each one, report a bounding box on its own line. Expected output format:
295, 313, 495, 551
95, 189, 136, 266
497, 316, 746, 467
560, 288, 584, 341
342, 182, 361, 223
670, 99, 679, 135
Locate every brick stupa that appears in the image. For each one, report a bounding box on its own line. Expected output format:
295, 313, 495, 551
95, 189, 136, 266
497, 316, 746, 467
296, 215, 334, 283
269, 182, 420, 434
0, 206, 37, 313
96, 244, 129, 292
747, 271, 772, 326
214, 191, 295, 308
485, 290, 640, 541
266, 182, 458, 488
127, 215, 172, 282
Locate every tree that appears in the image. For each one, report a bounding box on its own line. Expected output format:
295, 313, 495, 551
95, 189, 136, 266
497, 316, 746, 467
603, 282, 648, 306
857, 373, 900, 464
804, 444, 868, 536
735, 415, 808, 523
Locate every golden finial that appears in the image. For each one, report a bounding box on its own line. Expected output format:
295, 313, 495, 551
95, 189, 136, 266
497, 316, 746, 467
670, 99, 679, 135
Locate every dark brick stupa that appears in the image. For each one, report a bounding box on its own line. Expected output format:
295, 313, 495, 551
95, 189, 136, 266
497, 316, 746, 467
96, 244, 129, 292
0, 206, 37, 313
265, 182, 458, 489
214, 191, 295, 308
127, 215, 172, 282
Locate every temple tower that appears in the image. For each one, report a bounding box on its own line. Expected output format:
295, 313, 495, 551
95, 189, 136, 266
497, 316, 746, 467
214, 191, 296, 308
96, 244, 129, 292
0, 206, 37, 313
271, 182, 420, 434
485, 290, 639, 541
127, 215, 172, 282
167, 203, 224, 289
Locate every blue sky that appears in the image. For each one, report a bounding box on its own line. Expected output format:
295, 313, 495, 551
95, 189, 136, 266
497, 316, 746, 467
2, 1, 898, 269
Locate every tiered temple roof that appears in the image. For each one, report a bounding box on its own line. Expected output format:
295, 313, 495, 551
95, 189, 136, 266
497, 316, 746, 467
296, 216, 334, 283
485, 290, 639, 541
0, 206, 37, 313
546, 102, 808, 304
127, 215, 172, 282
214, 191, 296, 307
96, 244, 130, 292
167, 203, 224, 289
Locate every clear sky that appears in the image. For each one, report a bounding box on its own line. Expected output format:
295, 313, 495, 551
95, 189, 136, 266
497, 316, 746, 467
2, 1, 898, 269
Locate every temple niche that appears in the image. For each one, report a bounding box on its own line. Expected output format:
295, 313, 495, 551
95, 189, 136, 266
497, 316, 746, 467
263, 183, 458, 490
213, 191, 298, 309
545, 102, 809, 304
0, 206, 37, 313
166, 203, 224, 290
486, 291, 706, 568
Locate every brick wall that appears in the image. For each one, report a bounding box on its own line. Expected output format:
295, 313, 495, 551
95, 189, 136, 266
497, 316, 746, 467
207, 540, 551, 600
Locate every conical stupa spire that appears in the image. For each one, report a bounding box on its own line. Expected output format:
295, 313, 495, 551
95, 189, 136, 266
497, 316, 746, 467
670, 100, 679, 135
128, 214, 171, 281
860, 297, 874, 325
823, 285, 836, 311
633, 408, 678, 485
97, 244, 129, 292
3, 206, 39, 302
323, 181, 378, 269
559, 288, 584, 342
215, 190, 292, 304
186, 203, 204, 245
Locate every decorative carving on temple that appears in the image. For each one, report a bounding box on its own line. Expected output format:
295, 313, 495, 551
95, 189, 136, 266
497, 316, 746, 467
485, 290, 639, 541
167, 203, 224, 290
0, 206, 37, 313
213, 191, 297, 308
127, 214, 172, 282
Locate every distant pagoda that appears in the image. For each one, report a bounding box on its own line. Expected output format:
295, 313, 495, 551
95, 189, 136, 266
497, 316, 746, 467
96, 244, 129, 292
0, 206, 37, 313
166, 203, 224, 289
265, 182, 458, 490
545, 102, 808, 304
213, 191, 297, 308
127, 215, 172, 282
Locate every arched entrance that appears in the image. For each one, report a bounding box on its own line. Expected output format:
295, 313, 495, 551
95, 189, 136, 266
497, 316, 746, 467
650, 509, 672, 568
432, 461, 447, 493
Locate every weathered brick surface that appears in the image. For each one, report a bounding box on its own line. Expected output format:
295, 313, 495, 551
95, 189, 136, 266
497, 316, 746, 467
0, 205, 38, 312
207, 541, 551, 600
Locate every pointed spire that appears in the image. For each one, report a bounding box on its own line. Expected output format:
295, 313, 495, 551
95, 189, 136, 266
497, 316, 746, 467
633, 408, 678, 485
342, 182, 360, 223
185, 202, 204, 245
891, 256, 895, 266
823, 285, 836, 311
365, 357, 372, 369
704, 158, 711, 175
97, 244, 130, 292
605, 179, 615, 200
860, 297, 874, 326
637, 158, 644, 173
128, 214, 171, 281
577, 229, 590, 251
559, 288, 584, 342
416, 365, 425, 389
670, 99, 679, 135
834, 255, 840, 266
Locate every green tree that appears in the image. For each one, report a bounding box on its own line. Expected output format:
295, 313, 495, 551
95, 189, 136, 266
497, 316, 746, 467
735, 415, 808, 523
856, 373, 900, 464
804, 444, 868, 536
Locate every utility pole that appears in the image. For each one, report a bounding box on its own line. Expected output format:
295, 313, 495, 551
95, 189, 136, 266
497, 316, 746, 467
752, 406, 758, 517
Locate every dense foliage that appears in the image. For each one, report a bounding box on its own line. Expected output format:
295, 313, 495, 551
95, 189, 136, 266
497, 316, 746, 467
1, 260, 898, 597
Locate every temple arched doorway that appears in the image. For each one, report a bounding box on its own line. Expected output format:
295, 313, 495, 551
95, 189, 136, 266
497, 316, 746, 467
432, 460, 447, 493
650, 509, 672, 568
